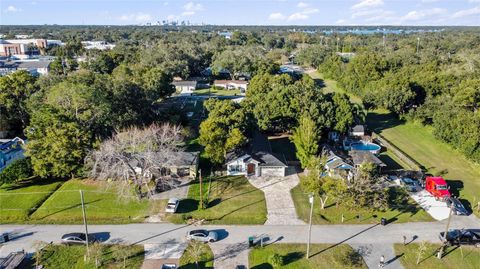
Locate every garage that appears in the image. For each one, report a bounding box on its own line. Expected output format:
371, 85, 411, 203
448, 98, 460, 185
259, 166, 285, 177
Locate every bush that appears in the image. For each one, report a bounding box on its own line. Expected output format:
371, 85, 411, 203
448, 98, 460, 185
0, 158, 33, 184
268, 253, 284, 268
337, 248, 363, 267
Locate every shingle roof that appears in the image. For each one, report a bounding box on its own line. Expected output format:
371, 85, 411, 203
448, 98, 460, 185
352, 125, 365, 133
349, 150, 386, 167
172, 80, 198, 87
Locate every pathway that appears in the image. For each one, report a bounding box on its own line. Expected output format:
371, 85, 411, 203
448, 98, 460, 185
210, 242, 249, 269
248, 167, 305, 225
350, 243, 403, 269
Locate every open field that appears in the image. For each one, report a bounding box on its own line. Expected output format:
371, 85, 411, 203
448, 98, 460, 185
291, 185, 433, 225
179, 242, 214, 269
249, 243, 367, 269
0, 179, 63, 223
30, 180, 161, 224
394, 243, 480, 269
167, 176, 267, 225
367, 109, 480, 216
307, 70, 363, 104
36, 244, 144, 269
193, 88, 242, 96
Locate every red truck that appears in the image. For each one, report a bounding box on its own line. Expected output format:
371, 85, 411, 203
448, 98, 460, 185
425, 176, 451, 201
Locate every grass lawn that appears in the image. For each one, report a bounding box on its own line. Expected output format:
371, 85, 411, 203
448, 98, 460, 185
193, 88, 242, 96
291, 185, 433, 224
167, 176, 267, 225
30, 180, 162, 224
249, 243, 367, 269
179, 242, 214, 269
367, 109, 480, 216
307, 71, 363, 105
394, 243, 480, 269
36, 244, 144, 269
0, 179, 63, 223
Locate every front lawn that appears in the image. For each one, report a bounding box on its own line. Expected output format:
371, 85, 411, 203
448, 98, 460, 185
179, 241, 214, 269
291, 185, 432, 224
0, 179, 63, 223
394, 243, 480, 269
36, 244, 144, 269
30, 180, 161, 224
249, 243, 367, 269
167, 176, 267, 225
367, 109, 480, 216
193, 88, 242, 96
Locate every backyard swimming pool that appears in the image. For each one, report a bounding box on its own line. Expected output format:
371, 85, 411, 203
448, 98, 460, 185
350, 142, 381, 154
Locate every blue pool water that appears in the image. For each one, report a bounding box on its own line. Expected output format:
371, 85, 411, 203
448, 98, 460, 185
350, 142, 381, 152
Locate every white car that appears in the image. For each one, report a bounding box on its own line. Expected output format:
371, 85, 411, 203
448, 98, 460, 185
165, 198, 180, 213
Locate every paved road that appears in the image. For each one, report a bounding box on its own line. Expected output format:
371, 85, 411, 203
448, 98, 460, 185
2, 215, 478, 257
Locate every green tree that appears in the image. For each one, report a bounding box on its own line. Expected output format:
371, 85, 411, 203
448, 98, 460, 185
0, 158, 33, 184
25, 108, 91, 178
290, 115, 319, 168
0, 71, 38, 130
268, 253, 284, 269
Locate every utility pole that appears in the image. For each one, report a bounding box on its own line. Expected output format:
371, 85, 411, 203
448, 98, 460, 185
80, 190, 89, 256
416, 37, 420, 54
199, 169, 203, 209
382, 35, 386, 51
336, 37, 340, 52
438, 202, 454, 259
306, 193, 314, 259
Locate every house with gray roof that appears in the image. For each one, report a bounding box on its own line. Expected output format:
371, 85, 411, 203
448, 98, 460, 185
0, 137, 25, 172
226, 132, 287, 177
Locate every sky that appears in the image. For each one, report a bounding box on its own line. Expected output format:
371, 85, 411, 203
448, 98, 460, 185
1, 0, 479, 26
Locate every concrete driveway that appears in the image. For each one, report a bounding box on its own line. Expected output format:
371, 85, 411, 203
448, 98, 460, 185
410, 190, 451, 220
248, 167, 305, 225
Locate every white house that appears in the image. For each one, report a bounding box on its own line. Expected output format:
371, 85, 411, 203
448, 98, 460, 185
226, 133, 287, 177
0, 137, 26, 172
0, 60, 52, 76
213, 80, 248, 92
350, 125, 365, 137
172, 80, 198, 95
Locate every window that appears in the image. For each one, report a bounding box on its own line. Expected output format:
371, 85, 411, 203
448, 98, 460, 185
229, 164, 243, 172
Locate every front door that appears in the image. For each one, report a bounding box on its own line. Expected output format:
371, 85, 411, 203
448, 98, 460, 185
247, 163, 255, 175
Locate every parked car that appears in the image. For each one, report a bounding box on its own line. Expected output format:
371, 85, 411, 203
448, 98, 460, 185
400, 177, 418, 192
425, 176, 450, 201
186, 229, 218, 243
165, 198, 180, 213
446, 197, 469, 216
161, 264, 177, 269
61, 233, 95, 245
439, 229, 480, 247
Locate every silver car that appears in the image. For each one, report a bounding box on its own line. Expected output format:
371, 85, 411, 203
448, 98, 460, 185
186, 229, 218, 243
165, 198, 180, 213
61, 233, 95, 245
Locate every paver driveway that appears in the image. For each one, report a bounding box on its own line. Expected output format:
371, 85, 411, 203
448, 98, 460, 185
248, 167, 305, 225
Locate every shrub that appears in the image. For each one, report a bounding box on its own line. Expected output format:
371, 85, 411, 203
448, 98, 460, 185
268, 253, 284, 268
0, 158, 33, 184
337, 248, 363, 267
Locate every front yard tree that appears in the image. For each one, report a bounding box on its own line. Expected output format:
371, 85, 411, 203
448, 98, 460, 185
199, 99, 247, 165
344, 162, 388, 211
290, 115, 319, 168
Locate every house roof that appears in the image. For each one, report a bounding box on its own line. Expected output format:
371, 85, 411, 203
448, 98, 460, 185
226, 132, 287, 167
214, 80, 248, 85
167, 151, 200, 166
352, 125, 365, 133
172, 80, 198, 87
349, 150, 386, 167
326, 157, 353, 170
0, 60, 51, 70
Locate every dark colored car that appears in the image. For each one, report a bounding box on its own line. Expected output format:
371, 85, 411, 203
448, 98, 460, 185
446, 197, 469, 216
439, 229, 480, 247
61, 233, 95, 245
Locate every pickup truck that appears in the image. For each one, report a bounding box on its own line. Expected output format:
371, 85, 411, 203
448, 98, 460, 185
425, 176, 450, 201
439, 229, 480, 247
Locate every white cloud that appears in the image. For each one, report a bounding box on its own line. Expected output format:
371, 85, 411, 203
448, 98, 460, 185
181, 11, 195, 16
452, 6, 480, 18
351, 0, 383, 10
167, 14, 178, 21
336, 19, 347, 24
302, 8, 319, 15
401, 8, 447, 21
184, 2, 203, 12
297, 2, 309, 8
5, 5, 21, 12
119, 12, 152, 23
288, 12, 309, 21
269, 12, 286, 20
468, 0, 480, 3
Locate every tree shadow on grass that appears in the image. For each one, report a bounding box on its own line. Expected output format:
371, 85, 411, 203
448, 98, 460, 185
36, 199, 102, 220
1, 178, 65, 191
250, 263, 273, 269
177, 198, 199, 214
445, 180, 463, 198
365, 111, 404, 134
283, 251, 304, 265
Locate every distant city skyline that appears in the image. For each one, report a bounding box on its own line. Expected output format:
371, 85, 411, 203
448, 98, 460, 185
1, 0, 480, 26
